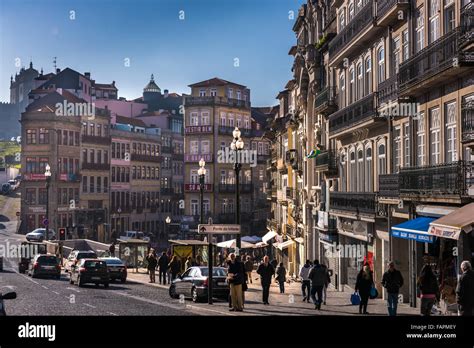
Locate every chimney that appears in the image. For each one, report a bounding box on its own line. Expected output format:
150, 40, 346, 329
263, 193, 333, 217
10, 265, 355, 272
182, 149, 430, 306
164, 89, 169, 98
112, 80, 115, 86
84, 72, 91, 79
56, 68, 60, 74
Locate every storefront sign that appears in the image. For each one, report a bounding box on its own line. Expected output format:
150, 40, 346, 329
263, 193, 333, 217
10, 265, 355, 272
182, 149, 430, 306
428, 225, 461, 240
319, 232, 337, 243
392, 229, 434, 243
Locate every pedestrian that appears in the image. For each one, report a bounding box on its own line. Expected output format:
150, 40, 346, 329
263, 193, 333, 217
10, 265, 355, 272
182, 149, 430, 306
195, 250, 202, 266
227, 253, 244, 312
168, 255, 181, 281
456, 260, 474, 316
355, 265, 373, 314
381, 261, 404, 316
244, 256, 253, 284
299, 260, 312, 303
157, 251, 169, 285
322, 263, 331, 305
166, 249, 172, 283
185, 256, 193, 270
308, 259, 328, 310
417, 264, 440, 316
109, 241, 116, 257
145, 249, 157, 283
270, 258, 278, 277
257, 255, 275, 305
239, 255, 247, 308
276, 262, 286, 294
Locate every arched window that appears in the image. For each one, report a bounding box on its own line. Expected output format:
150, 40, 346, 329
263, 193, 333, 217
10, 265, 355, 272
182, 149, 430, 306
357, 149, 364, 192
339, 9, 346, 30
349, 67, 355, 103
365, 57, 372, 96
339, 151, 347, 192
377, 47, 385, 84
350, 150, 356, 191
339, 72, 346, 108
378, 143, 386, 175
357, 62, 363, 100
365, 147, 373, 192
349, 3, 355, 21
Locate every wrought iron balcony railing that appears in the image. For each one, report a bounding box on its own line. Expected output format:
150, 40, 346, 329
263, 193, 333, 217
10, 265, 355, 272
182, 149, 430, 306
399, 161, 472, 197
461, 2, 474, 47
131, 153, 162, 163
329, 93, 377, 133
377, 74, 398, 106
81, 162, 110, 171
315, 86, 337, 115
328, 1, 374, 59
377, 0, 409, 25
184, 96, 251, 109
378, 174, 400, 197
81, 134, 111, 145
462, 99, 474, 143
315, 150, 338, 174
329, 192, 376, 214
398, 28, 473, 94
218, 184, 253, 193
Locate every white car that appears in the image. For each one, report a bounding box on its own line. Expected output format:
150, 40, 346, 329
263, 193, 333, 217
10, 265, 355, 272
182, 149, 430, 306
119, 231, 150, 242
25, 228, 56, 242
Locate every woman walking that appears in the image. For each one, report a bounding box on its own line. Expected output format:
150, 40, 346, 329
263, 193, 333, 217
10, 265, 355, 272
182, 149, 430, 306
355, 265, 373, 314
417, 264, 440, 316
276, 262, 287, 294
168, 255, 181, 281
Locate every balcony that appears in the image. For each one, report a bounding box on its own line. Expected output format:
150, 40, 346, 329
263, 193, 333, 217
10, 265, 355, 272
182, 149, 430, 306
286, 187, 297, 201
315, 150, 338, 174
184, 96, 251, 109
184, 154, 213, 163
462, 99, 474, 143
184, 183, 213, 192
81, 135, 111, 146
172, 153, 184, 161
378, 174, 400, 198
330, 192, 376, 215
328, 1, 376, 64
131, 153, 162, 163
461, 3, 474, 47
81, 162, 110, 171
398, 27, 474, 97
399, 161, 472, 199
376, 0, 409, 27
314, 86, 337, 115
218, 184, 253, 193
59, 173, 81, 182
218, 126, 253, 137
161, 146, 172, 154
329, 93, 377, 134
377, 74, 398, 107
185, 125, 213, 135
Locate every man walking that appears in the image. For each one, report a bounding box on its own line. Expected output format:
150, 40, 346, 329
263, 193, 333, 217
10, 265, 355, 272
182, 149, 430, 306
308, 259, 328, 310
299, 260, 312, 303
382, 261, 404, 316
227, 253, 244, 311
244, 256, 253, 284
158, 251, 169, 285
456, 260, 474, 316
257, 255, 275, 305
146, 249, 157, 283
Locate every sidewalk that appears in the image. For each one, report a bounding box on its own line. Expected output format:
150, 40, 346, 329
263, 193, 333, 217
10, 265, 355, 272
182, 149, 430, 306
127, 268, 420, 316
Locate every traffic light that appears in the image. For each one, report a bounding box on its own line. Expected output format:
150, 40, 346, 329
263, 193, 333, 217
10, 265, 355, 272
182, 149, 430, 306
59, 228, 66, 241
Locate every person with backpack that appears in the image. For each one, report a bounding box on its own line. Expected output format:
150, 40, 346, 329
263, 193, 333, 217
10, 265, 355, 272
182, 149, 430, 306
381, 261, 404, 316
417, 264, 440, 316
299, 260, 312, 303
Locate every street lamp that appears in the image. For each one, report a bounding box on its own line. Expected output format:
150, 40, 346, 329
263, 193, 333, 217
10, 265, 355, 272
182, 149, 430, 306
44, 164, 52, 242
117, 207, 122, 236
165, 215, 171, 243
198, 158, 206, 225
231, 127, 244, 254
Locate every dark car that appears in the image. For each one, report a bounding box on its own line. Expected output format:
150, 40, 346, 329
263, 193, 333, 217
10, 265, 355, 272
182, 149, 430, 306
169, 266, 229, 303
69, 259, 109, 288
18, 242, 47, 273
0, 291, 17, 316
65, 250, 98, 273
100, 257, 127, 283
27, 254, 61, 279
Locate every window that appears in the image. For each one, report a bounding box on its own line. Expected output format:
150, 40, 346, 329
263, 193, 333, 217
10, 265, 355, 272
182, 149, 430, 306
190, 169, 198, 184
191, 199, 199, 215
244, 116, 250, 129
339, 72, 346, 108
190, 112, 199, 126
378, 144, 386, 175
404, 123, 410, 166
82, 175, 87, 192
210, 88, 217, 97
199, 89, 206, 97
236, 90, 241, 100
190, 141, 199, 155
377, 47, 385, 84
349, 150, 356, 191
89, 149, 95, 164
228, 88, 233, 98
416, 112, 426, 166
402, 30, 409, 62
357, 63, 363, 100
228, 114, 234, 127
444, 4, 455, 34
394, 127, 401, 172
97, 177, 102, 193
416, 7, 425, 52
357, 149, 364, 192
38, 188, 47, 205
89, 176, 94, 193
201, 112, 210, 125
220, 113, 226, 126
104, 177, 108, 193
364, 147, 372, 191
364, 57, 372, 96
26, 188, 36, 205
429, 107, 441, 165
429, 0, 440, 43
236, 115, 242, 128
339, 9, 346, 30
200, 140, 210, 154
393, 37, 401, 74
26, 129, 36, 144
445, 101, 457, 163
348, 3, 354, 21
39, 128, 49, 144
349, 67, 355, 103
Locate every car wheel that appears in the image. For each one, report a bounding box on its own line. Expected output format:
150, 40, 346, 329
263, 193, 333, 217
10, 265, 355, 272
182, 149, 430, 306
104, 283, 109, 289
38, 237, 43, 242
169, 285, 179, 299
192, 287, 202, 303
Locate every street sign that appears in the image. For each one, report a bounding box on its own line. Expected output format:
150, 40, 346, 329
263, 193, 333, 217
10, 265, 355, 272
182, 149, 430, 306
43, 218, 49, 226
198, 224, 240, 234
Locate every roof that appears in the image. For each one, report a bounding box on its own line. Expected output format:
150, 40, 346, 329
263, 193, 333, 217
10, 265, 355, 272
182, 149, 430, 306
288, 46, 297, 56
37, 67, 88, 90
25, 90, 85, 113
251, 107, 270, 128
188, 77, 246, 89
115, 115, 147, 128
93, 83, 117, 90
276, 89, 289, 99
143, 74, 161, 92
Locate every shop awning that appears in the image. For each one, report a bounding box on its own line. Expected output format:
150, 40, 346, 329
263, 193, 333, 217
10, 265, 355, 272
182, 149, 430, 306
262, 230, 277, 244
294, 237, 304, 244
391, 217, 436, 243
216, 239, 255, 249
273, 240, 295, 250
429, 203, 474, 240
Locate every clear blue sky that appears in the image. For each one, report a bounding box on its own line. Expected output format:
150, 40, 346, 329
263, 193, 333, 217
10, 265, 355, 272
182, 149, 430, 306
0, 0, 305, 106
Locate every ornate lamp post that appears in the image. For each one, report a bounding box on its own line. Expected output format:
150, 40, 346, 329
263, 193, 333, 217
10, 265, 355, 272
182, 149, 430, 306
44, 164, 52, 241
165, 215, 171, 241
231, 127, 244, 253
198, 158, 206, 225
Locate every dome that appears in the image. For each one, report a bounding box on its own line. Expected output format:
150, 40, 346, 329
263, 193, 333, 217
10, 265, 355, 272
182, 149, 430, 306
143, 74, 161, 93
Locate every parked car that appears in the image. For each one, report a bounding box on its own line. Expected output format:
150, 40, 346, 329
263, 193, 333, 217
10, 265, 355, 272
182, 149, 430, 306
169, 266, 229, 302
69, 259, 109, 288
27, 254, 61, 279
0, 291, 17, 316
119, 231, 150, 242
25, 228, 56, 242
1, 183, 11, 195
100, 257, 127, 283
8, 180, 18, 190
64, 250, 98, 273
18, 242, 47, 273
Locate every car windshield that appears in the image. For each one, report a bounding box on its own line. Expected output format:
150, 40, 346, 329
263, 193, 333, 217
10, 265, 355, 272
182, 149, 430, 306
104, 259, 123, 265
32, 229, 45, 234
84, 261, 106, 269
200, 268, 227, 277
38, 256, 58, 264
78, 253, 97, 260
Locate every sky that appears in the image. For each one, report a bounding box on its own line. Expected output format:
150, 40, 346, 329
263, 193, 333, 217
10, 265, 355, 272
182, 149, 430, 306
0, 0, 306, 106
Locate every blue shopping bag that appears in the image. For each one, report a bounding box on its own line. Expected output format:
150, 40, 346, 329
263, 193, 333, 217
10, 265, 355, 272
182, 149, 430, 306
369, 286, 379, 299
350, 292, 361, 305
